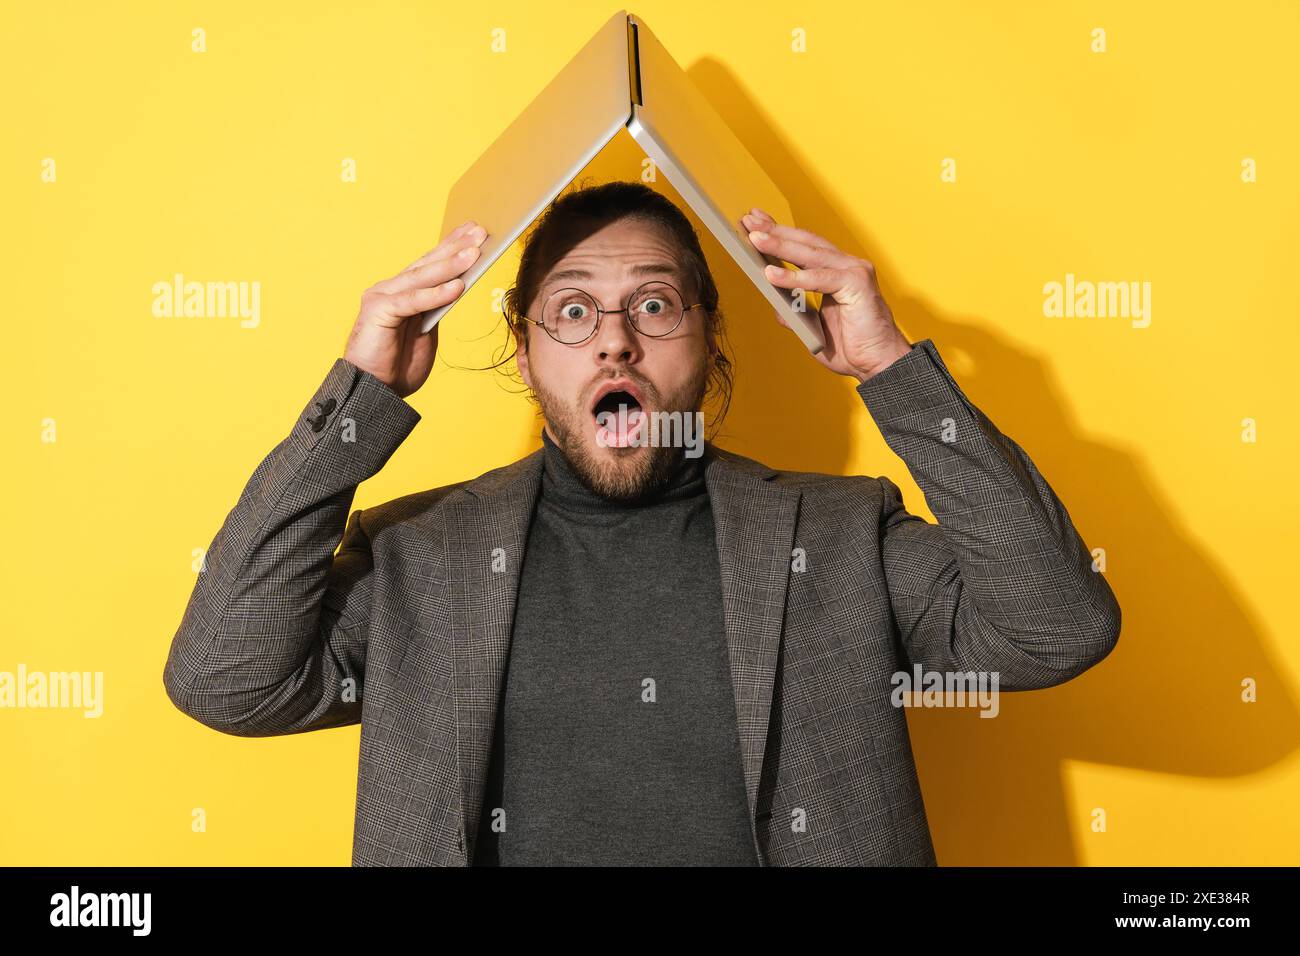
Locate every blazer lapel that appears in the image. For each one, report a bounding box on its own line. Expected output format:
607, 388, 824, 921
437, 441, 799, 861
442, 448, 545, 859
704, 447, 801, 838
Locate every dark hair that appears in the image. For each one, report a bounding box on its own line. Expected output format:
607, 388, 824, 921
491, 178, 735, 431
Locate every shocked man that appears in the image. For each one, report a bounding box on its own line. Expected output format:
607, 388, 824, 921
163, 181, 1120, 866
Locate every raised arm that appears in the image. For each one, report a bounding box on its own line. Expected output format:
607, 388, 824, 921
742, 207, 1119, 690
162, 361, 421, 735
163, 220, 486, 735
859, 338, 1120, 690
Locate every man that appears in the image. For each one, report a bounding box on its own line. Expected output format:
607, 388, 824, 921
164, 181, 1120, 866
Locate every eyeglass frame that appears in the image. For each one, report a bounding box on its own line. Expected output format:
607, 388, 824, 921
521, 279, 706, 345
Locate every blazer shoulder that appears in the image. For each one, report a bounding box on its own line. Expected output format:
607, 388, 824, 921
709, 444, 885, 494
354, 448, 545, 537
356, 481, 469, 534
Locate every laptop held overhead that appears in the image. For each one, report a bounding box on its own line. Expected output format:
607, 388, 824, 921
418, 10, 825, 356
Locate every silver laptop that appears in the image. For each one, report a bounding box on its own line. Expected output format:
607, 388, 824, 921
418, 9, 826, 355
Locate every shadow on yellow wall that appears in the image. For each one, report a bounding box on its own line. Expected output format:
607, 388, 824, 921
570, 59, 1300, 865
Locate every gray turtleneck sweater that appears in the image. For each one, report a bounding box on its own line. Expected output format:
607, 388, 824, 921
472, 430, 757, 866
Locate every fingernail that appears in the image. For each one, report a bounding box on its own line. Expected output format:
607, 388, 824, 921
750, 230, 768, 241
459, 246, 477, 258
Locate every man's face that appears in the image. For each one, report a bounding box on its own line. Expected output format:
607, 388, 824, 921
516, 215, 714, 502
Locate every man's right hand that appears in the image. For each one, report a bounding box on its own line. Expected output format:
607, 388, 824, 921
343, 219, 486, 398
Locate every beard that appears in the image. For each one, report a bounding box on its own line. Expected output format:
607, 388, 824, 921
532, 364, 709, 504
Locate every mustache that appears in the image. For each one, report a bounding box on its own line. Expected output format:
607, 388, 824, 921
588, 371, 660, 406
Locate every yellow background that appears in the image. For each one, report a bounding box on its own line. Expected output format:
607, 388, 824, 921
4, 0, 1298, 865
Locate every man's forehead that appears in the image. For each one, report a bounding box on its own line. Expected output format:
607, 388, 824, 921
541, 260, 685, 291
539, 217, 691, 289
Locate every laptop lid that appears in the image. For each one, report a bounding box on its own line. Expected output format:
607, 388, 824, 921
626, 13, 825, 354
417, 10, 633, 335
419, 9, 825, 355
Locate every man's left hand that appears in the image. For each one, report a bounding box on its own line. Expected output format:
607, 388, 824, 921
743, 208, 912, 383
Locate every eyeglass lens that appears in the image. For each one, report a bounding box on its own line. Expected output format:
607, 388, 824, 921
542, 282, 685, 343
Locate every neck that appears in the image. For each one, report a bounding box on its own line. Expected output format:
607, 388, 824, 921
539, 429, 709, 512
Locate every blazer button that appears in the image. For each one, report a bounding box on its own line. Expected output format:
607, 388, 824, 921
309, 398, 337, 433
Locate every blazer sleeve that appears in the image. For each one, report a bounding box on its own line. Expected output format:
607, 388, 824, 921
856, 338, 1120, 690
162, 358, 422, 735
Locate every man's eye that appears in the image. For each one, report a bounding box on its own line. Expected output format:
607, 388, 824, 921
561, 303, 590, 321
639, 298, 666, 314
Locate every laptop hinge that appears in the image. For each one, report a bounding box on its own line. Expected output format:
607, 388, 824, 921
627, 19, 643, 106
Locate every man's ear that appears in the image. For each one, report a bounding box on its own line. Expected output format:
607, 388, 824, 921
515, 326, 533, 389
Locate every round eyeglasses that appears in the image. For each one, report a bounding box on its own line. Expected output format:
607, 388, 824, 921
524, 280, 705, 345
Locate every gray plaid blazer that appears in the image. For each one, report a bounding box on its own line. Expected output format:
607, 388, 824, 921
164, 338, 1120, 866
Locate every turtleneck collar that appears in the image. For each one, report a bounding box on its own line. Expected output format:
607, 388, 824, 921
539, 428, 710, 513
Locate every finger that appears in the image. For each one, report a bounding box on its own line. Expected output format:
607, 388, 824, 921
742, 214, 838, 254
403, 221, 483, 272
742, 211, 783, 236
748, 229, 859, 272
403, 223, 483, 273
379, 240, 481, 294
373, 278, 466, 321
764, 262, 863, 298
400, 297, 439, 354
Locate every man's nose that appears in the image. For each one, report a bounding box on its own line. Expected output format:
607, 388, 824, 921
594, 308, 642, 365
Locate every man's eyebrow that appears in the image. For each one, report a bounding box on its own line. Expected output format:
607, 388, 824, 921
542, 262, 684, 292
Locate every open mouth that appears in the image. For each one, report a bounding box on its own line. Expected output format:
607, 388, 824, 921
591, 388, 646, 448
